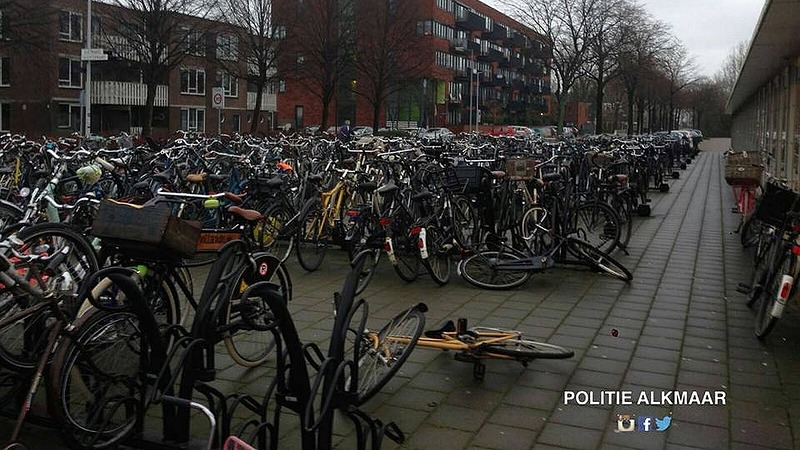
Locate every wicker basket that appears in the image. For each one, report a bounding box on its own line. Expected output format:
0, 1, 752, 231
754, 183, 800, 227
505, 157, 538, 181
725, 152, 763, 186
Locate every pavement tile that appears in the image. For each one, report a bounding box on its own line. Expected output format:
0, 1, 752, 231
730, 418, 793, 449
537, 423, 603, 449
470, 423, 539, 449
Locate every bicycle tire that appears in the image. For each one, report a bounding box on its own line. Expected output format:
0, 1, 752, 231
740, 215, 760, 249
52, 309, 143, 449
0, 223, 99, 370
754, 250, 794, 339
458, 248, 532, 290
353, 307, 425, 405
258, 203, 293, 261
451, 196, 479, 248
420, 226, 451, 286
567, 237, 633, 282
746, 235, 777, 309
568, 201, 621, 254
351, 249, 381, 296
610, 193, 633, 251
295, 198, 328, 272
223, 254, 290, 367
391, 232, 421, 282
483, 338, 574, 360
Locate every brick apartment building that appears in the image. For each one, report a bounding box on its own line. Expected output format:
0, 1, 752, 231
0, 0, 549, 137
0, 0, 277, 137
274, 0, 551, 131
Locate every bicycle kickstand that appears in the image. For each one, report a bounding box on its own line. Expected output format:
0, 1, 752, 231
473, 361, 486, 382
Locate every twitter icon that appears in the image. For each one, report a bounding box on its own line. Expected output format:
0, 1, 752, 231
655, 416, 672, 431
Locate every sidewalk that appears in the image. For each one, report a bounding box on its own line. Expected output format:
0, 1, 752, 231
5, 138, 799, 449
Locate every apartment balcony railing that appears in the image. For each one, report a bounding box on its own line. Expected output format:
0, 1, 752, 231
91, 81, 168, 107
247, 91, 277, 111
455, 10, 488, 32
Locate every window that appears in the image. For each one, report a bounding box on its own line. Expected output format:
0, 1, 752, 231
58, 57, 82, 88
0, 57, 8, 86
295, 52, 305, 70
273, 25, 286, 39
57, 104, 81, 130
278, 80, 286, 93
181, 108, 205, 131
180, 68, 205, 94
216, 34, 237, 61
220, 71, 238, 97
0, 10, 6, 39
436, 0, 453, 12
0, 103, 9, 132
183, 28, 204, 57
232, 114, 241, 133
59, 10, 82, 42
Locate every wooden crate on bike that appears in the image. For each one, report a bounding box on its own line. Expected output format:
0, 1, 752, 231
725, 151, 763, 186
443, 165, 492, 194
91, 200, 201, 259
505, 157, 538, 181
754, 183, 800, 227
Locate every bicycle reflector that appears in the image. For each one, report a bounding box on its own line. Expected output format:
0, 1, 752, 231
379, 217, 391, 227
793, 245, 800, 256
772, 275, 794, 318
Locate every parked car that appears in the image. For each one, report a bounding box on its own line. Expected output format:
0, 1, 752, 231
530, 126, 557, 139
486, 125, 516, 136
421, 127, 455, 142
303, 125, 321, 135
352, 126, 373, 137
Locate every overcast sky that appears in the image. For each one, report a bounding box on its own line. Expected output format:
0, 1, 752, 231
484, 0, 765, 77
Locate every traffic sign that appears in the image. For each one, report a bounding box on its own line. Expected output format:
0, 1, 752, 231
81, 48, 108, 61
212, 87, 225, 109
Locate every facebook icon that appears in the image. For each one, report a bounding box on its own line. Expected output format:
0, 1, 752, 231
637, 416, 654, 432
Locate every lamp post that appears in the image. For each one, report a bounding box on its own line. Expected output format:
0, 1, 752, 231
474, 69, 480, 132
84, 0, 92, 137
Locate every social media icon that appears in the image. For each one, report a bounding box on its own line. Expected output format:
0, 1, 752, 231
616, 414, 635, 432
655, 415, 672, 431
637, 416, 653, 432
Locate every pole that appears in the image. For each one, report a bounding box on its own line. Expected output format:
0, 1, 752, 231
85, 0, 92, 137
218, 108, 221, 136
475, 71, 480, 132
468, 70, 473, 133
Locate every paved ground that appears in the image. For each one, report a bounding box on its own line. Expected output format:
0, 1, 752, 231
5, 138, 800, 449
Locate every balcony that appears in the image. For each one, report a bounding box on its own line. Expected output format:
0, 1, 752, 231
500, 55, 522, 69
456, 10, 488, 32
453, 69, 471, 81
91, 81, 168, 107
247, 91, 277, 111
478, 47, 503, 62
512, 32, 528, 48
450, 38, 470, 54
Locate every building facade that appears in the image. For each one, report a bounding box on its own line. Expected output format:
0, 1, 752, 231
274, 0, 551, 131
0, 0, 278, 137
727, 0, 800, 189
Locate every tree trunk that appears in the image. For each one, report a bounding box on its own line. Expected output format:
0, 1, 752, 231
143, 82, 157, 137
250, 80, 265, 134
626, 90, 635, 135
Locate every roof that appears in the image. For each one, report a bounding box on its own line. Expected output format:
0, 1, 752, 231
726, 0, 800, 114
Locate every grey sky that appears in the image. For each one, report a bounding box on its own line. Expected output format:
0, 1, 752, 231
484, 0, 765, 77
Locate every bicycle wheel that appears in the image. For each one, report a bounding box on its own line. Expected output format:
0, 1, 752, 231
569, 201, 621, 254
351, 249, 381, 296
567, 237, 633, 282
610, 193, 633, 251
451, 196, 479, 248
0, 223, 99, 370
740, 215, 761, 248
520, 205, 553, 255
391, 232, 421, 282
754, 250, 794, 339
483, 338, 574, 360
352, 307, 425, 405
53, 309, 143, 449
746, 234, 777, 309
420, 226, 451, 286
295, 198, 328, 272
257, 203, 293, 261
223, 254, 290, 367
458, 247, 532, 290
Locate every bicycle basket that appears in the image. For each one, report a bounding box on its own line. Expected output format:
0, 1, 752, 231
443, 165, 491, 194
725, 151, 763, 186
753, 183, 800, 227
91, 200, 201, 259
505, 157, 538, 181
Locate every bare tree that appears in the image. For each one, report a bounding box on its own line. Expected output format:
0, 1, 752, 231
98, 0, 215, 136
661, 42, 697, 129
216, 0, 283, 133
506, 0, 597, 132
583, 0, 639, 133
0, 1, 55, 54
351, 0, 426, 131
285, 0, 356, 130
616, 15, 670, 134
714, 40, 748, 99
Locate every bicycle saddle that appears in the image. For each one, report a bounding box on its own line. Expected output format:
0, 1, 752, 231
228, 206, 264, 222
424, 320, 455, 339
186, 172, 208, 183
411, 189, 433, 201
357, 180, 378, 192
491, 170, 506, 179
377, 180, 399, 195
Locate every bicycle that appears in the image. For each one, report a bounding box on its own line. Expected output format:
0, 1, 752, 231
410, 317, 573, 381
